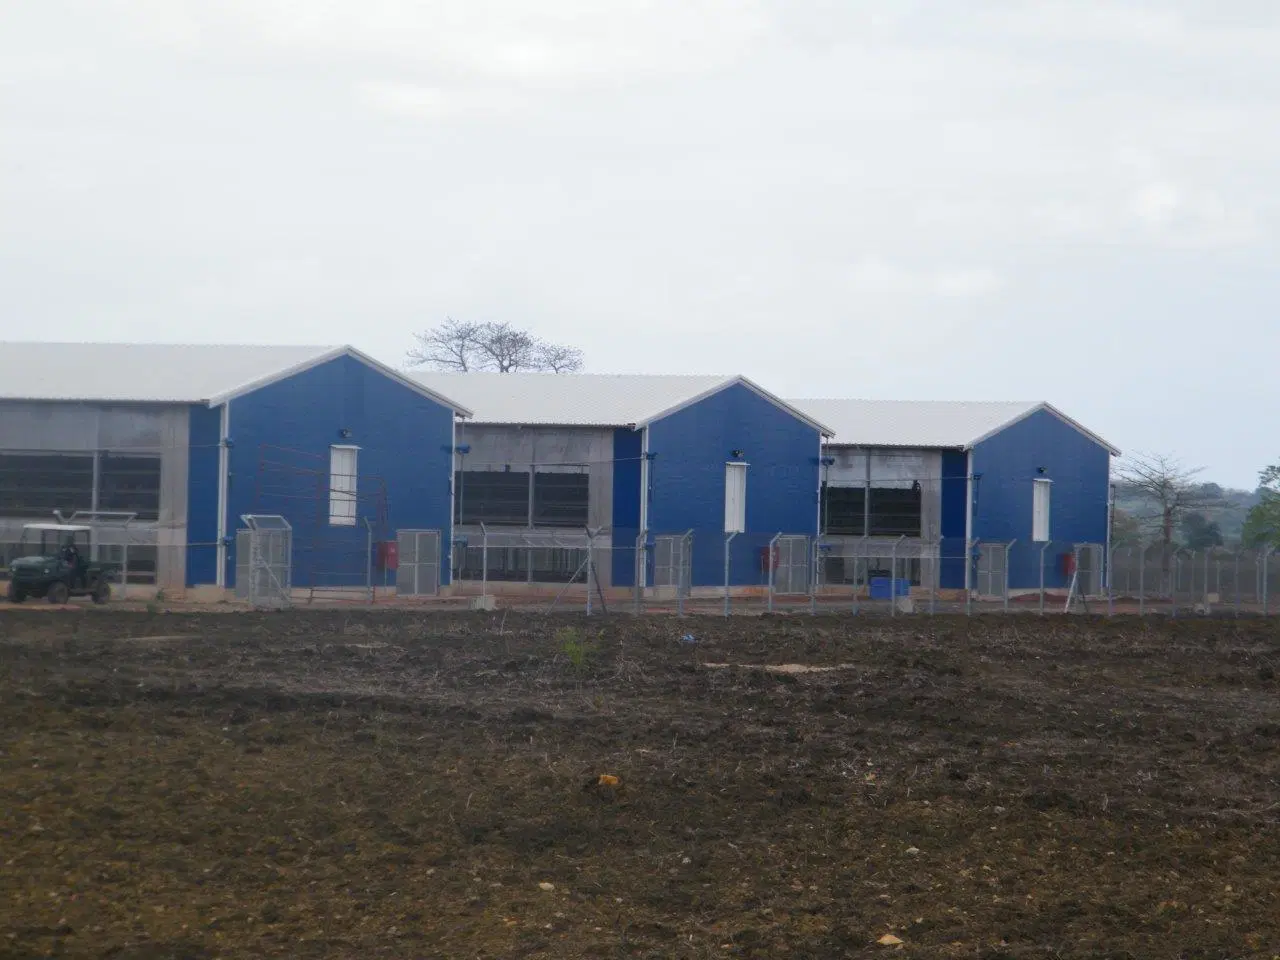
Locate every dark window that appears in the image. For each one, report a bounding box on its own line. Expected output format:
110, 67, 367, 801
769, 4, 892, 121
454, 470, 530, 525
125, 545, 158, 584
821, 484, 866, 536
99, 455, 161, 520
822, 483, 922, 537
0, 453, 94, 517
451, 543, 587, 583
95, 543, 157, 584
868, 485, 922, 537
532, 472, 589, 527
822, 556, 921, 586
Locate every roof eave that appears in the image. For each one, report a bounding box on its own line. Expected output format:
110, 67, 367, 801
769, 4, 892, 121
963, 402, 1121, 456
460, 420, 630, 429
633, 376, 836, 437
822, 440, 966, 450
204, 346, 475, 417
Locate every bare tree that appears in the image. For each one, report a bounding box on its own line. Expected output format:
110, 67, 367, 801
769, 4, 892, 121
1116, 453, 1218, 550
405, 317, 481, 371
535, 341, 585, 373
472, 321, 538, 373
406, 320, 584, 373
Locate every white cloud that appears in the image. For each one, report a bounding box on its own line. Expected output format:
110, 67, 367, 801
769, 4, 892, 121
846, 259, 1004, 300
1033, 178, 1259, 250
218, 0, 768, 84
355, 80, 521, 120
933, 267, 1003, 299
986, 3, 1280, 58
1131, 180, 1183, 225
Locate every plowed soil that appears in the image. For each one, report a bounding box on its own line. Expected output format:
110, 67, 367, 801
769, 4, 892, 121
1, 611, 1278, 959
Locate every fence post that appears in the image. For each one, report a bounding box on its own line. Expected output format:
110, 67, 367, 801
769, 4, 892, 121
1106, 547, 1115, 617
680, 530, 692, 617
1004, 540, 1016, 614
966, 539, 977, 616
1038, 541, 1052, 616
634, 530, 645, 615
480, 522, 489, 598
585, 529, 596, 617
929, 540, 938, 616
723, 532, 737, 618
1171, 551, 1181, 618
852, 554, 861, 615
364, 517, 374, 605
1204, 550, 1210, 608
1138, 544, 1146, 616
1233, 549, 1242, 616
890, 536, 905, 617
1264, 548, 1273, 616
809, 536, 819, 616
122, 521, 131, 602
767, 532, 781, 614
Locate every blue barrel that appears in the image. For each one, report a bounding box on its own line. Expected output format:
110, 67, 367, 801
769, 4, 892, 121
869, 577, 910, 599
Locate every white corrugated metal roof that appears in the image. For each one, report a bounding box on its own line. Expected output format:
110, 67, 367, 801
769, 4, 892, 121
0, 342, 471, 413
786, 398, 1119, 454
411, 372, 834, 433
0, 342, 339, 402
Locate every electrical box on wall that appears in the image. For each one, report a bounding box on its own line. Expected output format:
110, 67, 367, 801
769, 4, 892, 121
724, 461, 748, 534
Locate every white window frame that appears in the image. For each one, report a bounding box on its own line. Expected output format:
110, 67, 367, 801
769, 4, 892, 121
724, 461, 748, 534
1032, 478, 1052, 542
329, 445, 359, 527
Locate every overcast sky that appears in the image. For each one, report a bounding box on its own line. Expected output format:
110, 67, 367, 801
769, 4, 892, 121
3, 2, 1277, 487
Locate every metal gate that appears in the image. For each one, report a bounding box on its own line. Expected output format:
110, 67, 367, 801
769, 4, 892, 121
975, 542, 1009, 598
1073, 543, 1103, 597
397, 529, 441, 597
653, 532, 692, 596
235, 514, 292, 607
772, 535, 811, 594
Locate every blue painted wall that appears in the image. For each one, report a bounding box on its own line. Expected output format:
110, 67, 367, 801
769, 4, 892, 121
938, 449, 969, 590
186, 354, 456, 588
186, 404, 222, 586
610, 427, 643, 588
646, 383, 820, 587
971, 408, 1110, 590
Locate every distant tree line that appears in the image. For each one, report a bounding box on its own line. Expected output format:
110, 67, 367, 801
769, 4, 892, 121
1113, 452, 1280, 550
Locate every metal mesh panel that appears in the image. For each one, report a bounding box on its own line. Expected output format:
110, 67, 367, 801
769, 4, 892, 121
653, 533, 692, 597
234, 530, 251, 601
976, 543, 1009, 598
772, 535, 810, 595
396, 529, 440, 596
238, 515, 292, 608
1073, 543, 1103, 597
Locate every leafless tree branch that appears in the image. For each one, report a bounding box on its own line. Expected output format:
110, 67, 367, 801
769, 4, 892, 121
406, 320, 584, 373
472, 321, 538, 372
535, 342, 585, 373
1116, 452, 1217, 548
405, 317, 481, 371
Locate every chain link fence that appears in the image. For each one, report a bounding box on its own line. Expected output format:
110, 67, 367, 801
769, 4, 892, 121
5, 527, 1278, 616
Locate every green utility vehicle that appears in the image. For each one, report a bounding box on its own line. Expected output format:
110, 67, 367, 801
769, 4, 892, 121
5, 523, 114, 604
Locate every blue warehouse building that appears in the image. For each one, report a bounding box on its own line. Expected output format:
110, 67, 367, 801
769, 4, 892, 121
0, 343, 468, 597
2, 342, 1117, 603
413, 373, 833, 591
788, 399, 1119, 594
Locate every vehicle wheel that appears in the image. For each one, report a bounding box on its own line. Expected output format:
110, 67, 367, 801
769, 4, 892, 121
92, 579, 111, 605
46, 582, 70, 605
6, 582, 25, 604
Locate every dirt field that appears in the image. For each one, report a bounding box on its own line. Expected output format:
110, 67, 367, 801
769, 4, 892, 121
1, 611, 1278, 959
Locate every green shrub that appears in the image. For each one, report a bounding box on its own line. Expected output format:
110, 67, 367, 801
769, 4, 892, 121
556, 626, 597, 672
